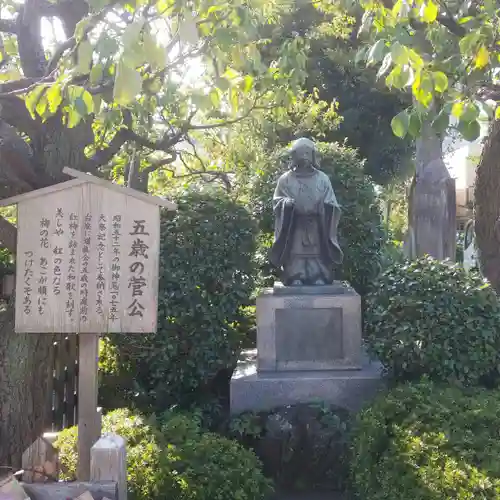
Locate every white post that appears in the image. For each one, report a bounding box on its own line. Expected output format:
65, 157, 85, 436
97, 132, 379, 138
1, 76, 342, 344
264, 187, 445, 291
77, 333, 101, 481
91, 434, 127, 500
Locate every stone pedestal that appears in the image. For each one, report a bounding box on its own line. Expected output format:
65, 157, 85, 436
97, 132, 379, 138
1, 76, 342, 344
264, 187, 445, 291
230, 282, 383, 414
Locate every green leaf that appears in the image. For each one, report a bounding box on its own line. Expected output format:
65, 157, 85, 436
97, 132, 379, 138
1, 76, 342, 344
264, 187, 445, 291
243, 75, 254, 93
93, 94, 102, 113
475, 45, 489, 69
391, 42, 408, 65
142, 32, 166, 70
421, 0, 438, 22
113, 60, 143, 106
74, 17, 90, 42
67, 86, 94, 116
452, 101, 465, 119
458, 120, 481, 141
76, 40, 93, 74
46, 84, 63, 114
35, 93, 48, 119
391, 110, 410, 138
408, 112, 422, 137
495, 106, 500, 120
433, 72, 448, 93
229, 87, 239, 113
156, 0, 171, 14
64, 107, 82, 129
461, 102, 479, 122
145, 77, 162, 93
222, 67, 240, 81
367, 40, 386, 66
90, 63, 104, 85
25, 85, 48, 119
377, 53, 393, 79
355, 47, 368, 66
123, 19, 145, 49
96, 35, 119, 59
209, 89, 220, 108
432, 110, 450, 133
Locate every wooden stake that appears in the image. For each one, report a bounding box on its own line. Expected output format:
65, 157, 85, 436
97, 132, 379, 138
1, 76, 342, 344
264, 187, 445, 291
77, 334, 101, 481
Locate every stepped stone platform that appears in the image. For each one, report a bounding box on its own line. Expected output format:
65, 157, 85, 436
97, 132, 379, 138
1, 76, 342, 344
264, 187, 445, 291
231, 281, 383, 415
231, 348, 383, 414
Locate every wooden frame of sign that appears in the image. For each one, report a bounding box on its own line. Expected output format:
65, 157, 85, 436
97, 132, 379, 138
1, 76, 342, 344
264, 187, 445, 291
0, 167, 176, 481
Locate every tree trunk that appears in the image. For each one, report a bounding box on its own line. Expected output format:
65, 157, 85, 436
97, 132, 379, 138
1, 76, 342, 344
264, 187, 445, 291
475, 119, 500, 290
0, 0, 103, 468
404, 124, 456, 260
0, 121, 94, 468
0, 299, 55, 468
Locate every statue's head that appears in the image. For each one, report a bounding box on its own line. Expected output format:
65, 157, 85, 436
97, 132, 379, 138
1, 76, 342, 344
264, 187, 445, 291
289, 138, 317, 170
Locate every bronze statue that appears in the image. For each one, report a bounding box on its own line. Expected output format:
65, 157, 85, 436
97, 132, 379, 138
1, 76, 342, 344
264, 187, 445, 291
270, 138, 343, 286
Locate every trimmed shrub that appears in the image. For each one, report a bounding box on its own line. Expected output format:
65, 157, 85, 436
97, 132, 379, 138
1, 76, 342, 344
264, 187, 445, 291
55, 409, 272, 500
250, 141, 384, 294
229, 403, 352, 491
158, 412, 273, 500
351, 381, 500, 499
365, 257, 500, 385
101, 190, 257, 413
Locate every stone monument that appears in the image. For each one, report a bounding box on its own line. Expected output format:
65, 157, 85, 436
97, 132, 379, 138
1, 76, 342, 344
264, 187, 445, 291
230, 138, 382, 414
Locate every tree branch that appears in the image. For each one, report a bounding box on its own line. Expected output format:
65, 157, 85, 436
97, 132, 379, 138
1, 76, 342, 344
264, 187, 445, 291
17, 0, 47, 78
0, 95, 41, 137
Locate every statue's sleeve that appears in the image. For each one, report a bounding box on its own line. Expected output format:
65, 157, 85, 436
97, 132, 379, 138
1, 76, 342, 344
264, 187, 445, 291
270, 175, 295, 268
320, 175, 343, 265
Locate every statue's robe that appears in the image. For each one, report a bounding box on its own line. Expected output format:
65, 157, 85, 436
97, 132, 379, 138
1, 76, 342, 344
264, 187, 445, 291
270, 167, 343, 285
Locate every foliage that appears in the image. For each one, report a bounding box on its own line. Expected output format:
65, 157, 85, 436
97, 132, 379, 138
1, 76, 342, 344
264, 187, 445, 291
250, 141, 384, 294
328, 0, 500, 142
17, 0, 307, 128
101, 190, 257, 413
352, 380, 500, 499
365, 257, 500, 385
0, 0, 316, 202
229, 403, 352, 491
299, 2, 414, 184
156, 411, 273, 500
55, 408, 160, 499
379, 180, 410, 242
55, 408, 271, 500
0, 248, 14, 279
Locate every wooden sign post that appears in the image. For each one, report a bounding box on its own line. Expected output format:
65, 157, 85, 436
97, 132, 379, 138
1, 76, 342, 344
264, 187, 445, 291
1, 167, 176, 481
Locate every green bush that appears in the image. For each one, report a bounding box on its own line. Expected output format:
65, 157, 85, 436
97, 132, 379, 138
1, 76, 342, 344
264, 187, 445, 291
158, 412, 273, 500
250, 141, 384, 294
55, 409, 272, 500
351, 381, 500, 499
101, 190, 257, 413
365, 257, 500, 386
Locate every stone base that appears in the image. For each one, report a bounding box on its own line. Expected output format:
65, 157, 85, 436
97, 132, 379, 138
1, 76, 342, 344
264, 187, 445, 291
230, 349, 384, 415
257, 282, 362, 371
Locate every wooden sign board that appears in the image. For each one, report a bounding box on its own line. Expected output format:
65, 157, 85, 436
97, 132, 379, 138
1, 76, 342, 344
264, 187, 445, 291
2, 168, 176, 334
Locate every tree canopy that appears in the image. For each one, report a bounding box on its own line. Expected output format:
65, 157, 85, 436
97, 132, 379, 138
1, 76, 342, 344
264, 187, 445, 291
324, 0, 500, 141
0, 0, 310, 199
